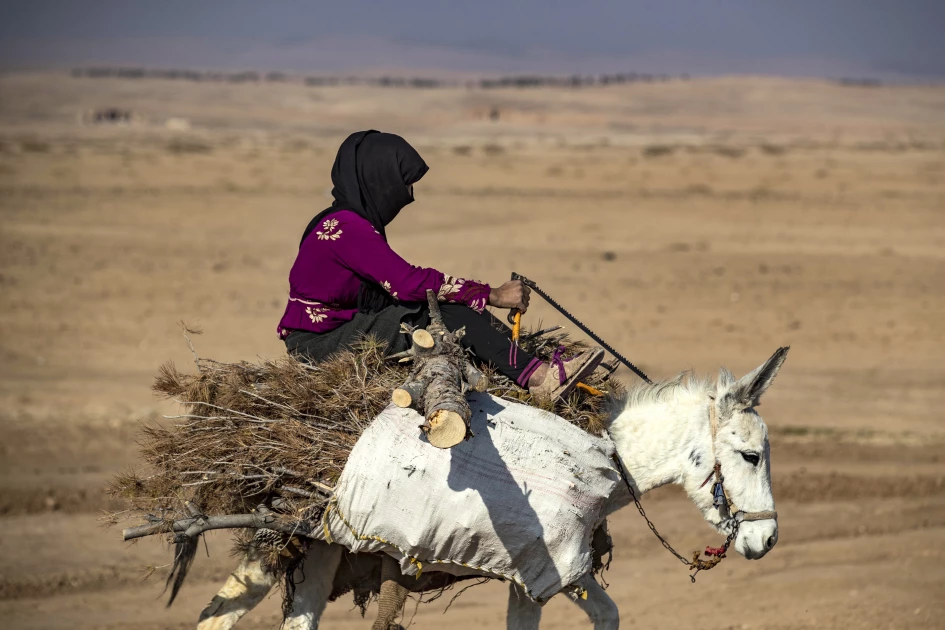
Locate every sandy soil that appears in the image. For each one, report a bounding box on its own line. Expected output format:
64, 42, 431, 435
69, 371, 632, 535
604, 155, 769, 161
0, 72, 943, 629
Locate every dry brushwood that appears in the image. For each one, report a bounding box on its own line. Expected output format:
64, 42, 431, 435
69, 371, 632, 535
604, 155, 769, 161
109, 322, 623, 548
390, 290, 485, 448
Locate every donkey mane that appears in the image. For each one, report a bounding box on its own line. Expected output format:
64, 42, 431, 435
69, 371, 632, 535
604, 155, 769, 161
609, 370, 716, 419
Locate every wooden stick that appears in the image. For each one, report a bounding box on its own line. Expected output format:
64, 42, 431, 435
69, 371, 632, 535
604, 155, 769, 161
270, 467, 334, 495
426, 290, 444, 325
387, 349, 415, 362
463, 361, 489, 393
521, 325, 563, 341
122, 512, 312, 542
281, 485, 316, 498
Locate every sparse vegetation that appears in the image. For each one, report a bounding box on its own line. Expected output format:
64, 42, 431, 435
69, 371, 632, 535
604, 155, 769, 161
707, 145, 745, 159
685, 183, 713, 195
20, 139, 51, 153
642, 145, 676, 158
166, 138, 213, 155
760, 143, 787, 156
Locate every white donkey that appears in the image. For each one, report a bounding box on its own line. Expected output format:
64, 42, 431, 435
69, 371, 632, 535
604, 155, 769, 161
198, 347, 788, 630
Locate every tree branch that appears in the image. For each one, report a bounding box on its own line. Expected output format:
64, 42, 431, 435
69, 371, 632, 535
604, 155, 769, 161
122, 512, 313, 542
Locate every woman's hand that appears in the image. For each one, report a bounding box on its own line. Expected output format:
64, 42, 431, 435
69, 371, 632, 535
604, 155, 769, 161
488, 280, 530, 312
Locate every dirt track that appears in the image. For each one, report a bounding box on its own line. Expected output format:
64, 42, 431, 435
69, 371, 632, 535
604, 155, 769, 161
1, 73, 943, 629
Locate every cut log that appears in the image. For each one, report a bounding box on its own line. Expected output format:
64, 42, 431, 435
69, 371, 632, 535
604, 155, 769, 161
389, 290, 472, 448
423, 409, 468, 448
411, 329, 435, 349
392, 380, 426, 409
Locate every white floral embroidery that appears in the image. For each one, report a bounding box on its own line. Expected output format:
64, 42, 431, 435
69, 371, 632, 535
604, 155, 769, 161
437, 274, 466, 301
380, 280, 398, 299
305, 305, 330, 323
316, 218, 343, 241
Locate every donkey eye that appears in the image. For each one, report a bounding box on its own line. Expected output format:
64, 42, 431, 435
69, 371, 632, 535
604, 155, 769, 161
740, 452, 760, 466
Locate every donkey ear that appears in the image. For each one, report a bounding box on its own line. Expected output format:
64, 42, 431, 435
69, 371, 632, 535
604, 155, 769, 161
718, 367, 736, 388
732, 347, 790, 407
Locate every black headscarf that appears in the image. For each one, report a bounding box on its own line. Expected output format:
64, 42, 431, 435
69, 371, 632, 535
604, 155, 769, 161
300, 130, 429, 313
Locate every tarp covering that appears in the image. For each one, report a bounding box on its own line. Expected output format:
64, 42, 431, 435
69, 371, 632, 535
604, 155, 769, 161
324, 392, 619, 601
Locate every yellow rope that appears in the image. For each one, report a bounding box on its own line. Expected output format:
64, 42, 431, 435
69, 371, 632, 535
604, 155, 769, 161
576, 382, 604, 396
320, 501, 335, 544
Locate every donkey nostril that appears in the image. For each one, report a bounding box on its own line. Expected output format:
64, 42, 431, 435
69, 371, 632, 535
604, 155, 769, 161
765, 535, 776, 549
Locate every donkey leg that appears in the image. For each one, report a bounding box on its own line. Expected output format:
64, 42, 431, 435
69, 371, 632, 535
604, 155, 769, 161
507, 583, 542, 630
371, 555, 409, 630
567, 574, 618, 630
197, 546, 278, 630
281, 541, 343, 630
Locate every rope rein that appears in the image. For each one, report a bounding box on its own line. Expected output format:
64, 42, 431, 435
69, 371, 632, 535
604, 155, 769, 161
612, 453, 738, 583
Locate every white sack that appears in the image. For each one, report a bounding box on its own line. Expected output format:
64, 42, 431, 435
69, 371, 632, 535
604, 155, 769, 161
323, 392, 619, 601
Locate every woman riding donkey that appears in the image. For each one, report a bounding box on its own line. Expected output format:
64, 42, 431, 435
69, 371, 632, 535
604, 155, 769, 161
277, 130, 603, 399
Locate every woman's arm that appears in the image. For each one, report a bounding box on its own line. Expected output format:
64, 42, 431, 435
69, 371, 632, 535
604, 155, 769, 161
327, 212, 492, 311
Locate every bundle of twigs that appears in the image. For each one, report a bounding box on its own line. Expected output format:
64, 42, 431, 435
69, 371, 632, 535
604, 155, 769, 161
108, 326, 623, 542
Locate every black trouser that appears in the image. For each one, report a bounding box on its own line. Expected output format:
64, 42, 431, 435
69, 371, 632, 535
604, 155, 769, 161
408, 304, 541, 387
286, 303, 541, 388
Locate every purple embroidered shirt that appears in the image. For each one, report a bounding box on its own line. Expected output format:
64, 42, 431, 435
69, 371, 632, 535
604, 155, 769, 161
277, 210, 491, 338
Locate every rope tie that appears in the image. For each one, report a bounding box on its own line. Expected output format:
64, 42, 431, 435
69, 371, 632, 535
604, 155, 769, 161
551, 346, 568, 385
321, 501, 336, 544
410, 557, 424, 578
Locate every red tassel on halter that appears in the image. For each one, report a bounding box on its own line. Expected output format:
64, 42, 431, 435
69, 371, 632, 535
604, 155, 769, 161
704, 546, 727, 557
700, 469, 715, 489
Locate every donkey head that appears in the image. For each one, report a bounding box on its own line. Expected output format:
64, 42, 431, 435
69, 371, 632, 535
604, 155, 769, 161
700, 347, 789, 560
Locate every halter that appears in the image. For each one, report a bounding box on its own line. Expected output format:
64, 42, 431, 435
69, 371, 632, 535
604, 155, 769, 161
701, 398, 778, 525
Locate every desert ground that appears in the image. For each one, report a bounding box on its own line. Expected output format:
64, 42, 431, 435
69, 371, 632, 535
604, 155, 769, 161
0, 72, 944, 629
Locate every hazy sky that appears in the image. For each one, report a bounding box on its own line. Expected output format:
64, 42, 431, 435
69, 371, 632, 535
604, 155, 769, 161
2, 0, 943, 79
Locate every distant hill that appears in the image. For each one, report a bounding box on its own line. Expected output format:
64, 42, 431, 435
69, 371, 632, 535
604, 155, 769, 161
2, 34, 940, 84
